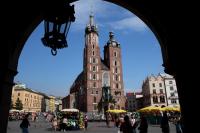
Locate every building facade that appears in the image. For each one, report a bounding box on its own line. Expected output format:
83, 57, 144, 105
126, 92, 136, 112
66, 16, 126, 113
142, 74, 167, 107
142, 73, 179, 108
160, 74, 179, 107
135, 92, 144, 110
12, 83, 44, 112
49, 95, 56, 112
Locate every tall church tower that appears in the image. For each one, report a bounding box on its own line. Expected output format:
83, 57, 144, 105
104, 32, 125, 109
83, 15, 102, 112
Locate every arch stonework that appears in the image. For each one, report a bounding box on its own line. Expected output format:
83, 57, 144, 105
0, 0, 194, 132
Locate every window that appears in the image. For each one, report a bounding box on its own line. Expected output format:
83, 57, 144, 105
153, 96, 158, 103
159, 83, 162, 87
171, 99, 177, 103
92, 58, 96, 63
116, 83, 119, 89
160, 89, 163, 94
92, 51, 95, 56
114, 51, 117, 57
94, 97, 96, 103
115, 68, 118, 73
169, 81, 173, 84
170, 86, 174, 90
170, 93, 175, 97
152, 83, 155, 87
115, 75, 118, 81
160, 96, 165, 103
18, 93, 20, 96
114, 61, 117, 66
93, 74, 96, 80
153, 89, 156, 94
92, 66, 96, 71
96, 91, 98, 94
92, 44, 95, 49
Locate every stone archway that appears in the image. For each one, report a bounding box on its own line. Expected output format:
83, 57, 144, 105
0, 0, 193, 132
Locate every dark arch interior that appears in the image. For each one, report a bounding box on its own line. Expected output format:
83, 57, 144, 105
0, 0, 194, 133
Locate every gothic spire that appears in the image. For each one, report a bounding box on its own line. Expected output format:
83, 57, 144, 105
89, 15, 94, 26
85, 15, 98, 35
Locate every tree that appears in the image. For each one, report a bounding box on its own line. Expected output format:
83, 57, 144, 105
15, 98, 23, 110
98, 86, 117, 113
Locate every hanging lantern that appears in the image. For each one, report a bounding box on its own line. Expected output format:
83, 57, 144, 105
41, 1, 75, 56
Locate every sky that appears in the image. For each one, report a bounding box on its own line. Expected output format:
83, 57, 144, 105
14, 0, 164, 97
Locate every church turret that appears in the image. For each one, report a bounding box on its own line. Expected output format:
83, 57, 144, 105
107, 32, 120, 47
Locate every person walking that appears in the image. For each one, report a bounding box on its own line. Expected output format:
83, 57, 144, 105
160, 112, 170, 133
52, 116, 58, 131
84, 114, 88, 130
20, 114, 30, 133
175, 116, 183, 133
62, 116, 68, 132
120, 115, 133, 133
138, 115, 148, 133
130, 114, 138, 133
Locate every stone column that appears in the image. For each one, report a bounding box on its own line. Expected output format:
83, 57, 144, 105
0, 66, 18, 133
163, 45, 195, 133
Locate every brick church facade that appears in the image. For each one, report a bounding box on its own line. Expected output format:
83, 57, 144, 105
66, 16, 126, 113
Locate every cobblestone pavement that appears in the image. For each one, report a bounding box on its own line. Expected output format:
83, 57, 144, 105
7, 118, 176, 133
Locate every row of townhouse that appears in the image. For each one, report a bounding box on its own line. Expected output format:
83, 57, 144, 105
11, 83, 62, 112
126, 73, 180, 112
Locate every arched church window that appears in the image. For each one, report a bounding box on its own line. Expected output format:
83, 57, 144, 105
114, 60, 117, 66
93, 66, 96, 71
93, 74, 96, 80
116, 83, 119, 88
102, 72, 110, 86
115, 67, 118, 73
93, 58, 96, 63
114, 51, 117, 57
115, 75, 118, 81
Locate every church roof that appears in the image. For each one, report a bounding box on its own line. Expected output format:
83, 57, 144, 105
101, 59, 109, 70
74, 71, 83, 83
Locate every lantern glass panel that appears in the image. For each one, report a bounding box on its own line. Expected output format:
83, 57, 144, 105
49, 21, 54, 33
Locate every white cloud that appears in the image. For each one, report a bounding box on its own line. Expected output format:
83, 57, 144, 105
71, 0, 109, 31
108, 17, 147, 32
71, 0, 147, 32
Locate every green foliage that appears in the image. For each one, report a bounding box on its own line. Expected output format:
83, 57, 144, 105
15, 98, 23, 110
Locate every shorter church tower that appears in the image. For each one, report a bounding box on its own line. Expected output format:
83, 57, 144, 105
104, 32, 126, 109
